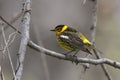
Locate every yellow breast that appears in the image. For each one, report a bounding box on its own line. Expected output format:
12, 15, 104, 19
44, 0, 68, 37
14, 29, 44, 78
56, 38, 73, 51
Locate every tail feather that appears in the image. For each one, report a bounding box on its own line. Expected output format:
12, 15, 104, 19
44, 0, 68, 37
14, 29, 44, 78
92, 44, 103, 54
86, 49, 93, 55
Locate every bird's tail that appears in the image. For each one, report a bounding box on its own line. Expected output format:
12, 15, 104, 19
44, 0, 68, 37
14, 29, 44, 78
91, 44, 102, 54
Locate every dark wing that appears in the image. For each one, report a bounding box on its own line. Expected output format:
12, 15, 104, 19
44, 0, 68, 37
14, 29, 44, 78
59, 32, 84, 49
58, 31, 92, 54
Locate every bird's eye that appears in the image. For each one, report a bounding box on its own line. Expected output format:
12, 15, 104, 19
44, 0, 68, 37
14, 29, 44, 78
56, 27, 62, 32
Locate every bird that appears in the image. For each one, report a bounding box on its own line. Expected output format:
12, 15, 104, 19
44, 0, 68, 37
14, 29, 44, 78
50, 24, 95, 56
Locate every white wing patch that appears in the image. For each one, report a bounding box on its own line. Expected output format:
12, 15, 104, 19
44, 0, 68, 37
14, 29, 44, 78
60, 35, 69, 39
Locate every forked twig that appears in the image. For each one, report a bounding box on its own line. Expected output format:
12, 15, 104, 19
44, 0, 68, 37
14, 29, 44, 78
0, 11, 23, 35
2, 27, 16, 79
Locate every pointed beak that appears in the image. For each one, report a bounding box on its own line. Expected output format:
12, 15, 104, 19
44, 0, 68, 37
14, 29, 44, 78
50, 29, 55, 31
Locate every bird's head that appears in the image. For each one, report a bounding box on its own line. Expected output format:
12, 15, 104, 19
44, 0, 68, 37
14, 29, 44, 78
50, 24, 77, 35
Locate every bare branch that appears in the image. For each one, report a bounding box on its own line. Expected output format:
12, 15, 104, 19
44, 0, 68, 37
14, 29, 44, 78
14, 0, 31, 80
28, 40, 120, 69
90, 0, 98, 43
90, 0, 112, 80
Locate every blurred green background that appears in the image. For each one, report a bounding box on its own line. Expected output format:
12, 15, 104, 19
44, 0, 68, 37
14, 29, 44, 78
0, 0, 120, 80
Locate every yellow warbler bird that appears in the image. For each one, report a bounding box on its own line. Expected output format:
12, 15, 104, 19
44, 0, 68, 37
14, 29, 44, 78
50, 25, 95, 56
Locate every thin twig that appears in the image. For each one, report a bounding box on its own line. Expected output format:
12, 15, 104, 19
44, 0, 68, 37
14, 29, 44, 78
0, 11, 23, 35
0, 66, 5, 80
0, 44, 5, 80
93, 50, 112, 80
0, 16, 21, 34
14, 0, 31, 80
2, 27, 16, 78
7, 31, 18, 47
90, 0, 112, 80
